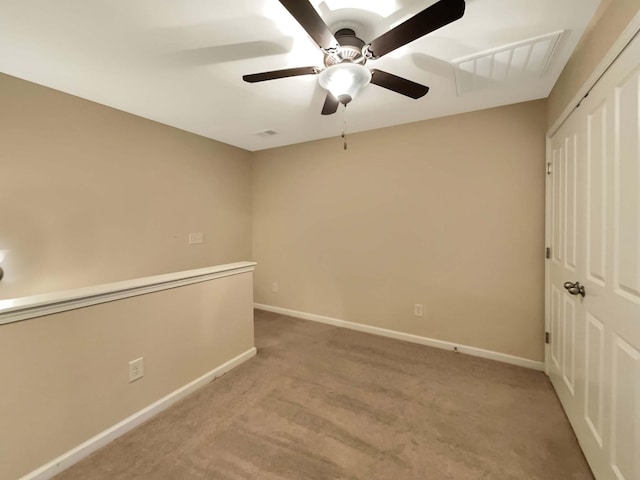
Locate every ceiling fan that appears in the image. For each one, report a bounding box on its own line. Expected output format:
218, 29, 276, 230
243, 0, 465, 115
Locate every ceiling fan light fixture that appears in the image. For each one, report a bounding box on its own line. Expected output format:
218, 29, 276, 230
318, 63, 371, 105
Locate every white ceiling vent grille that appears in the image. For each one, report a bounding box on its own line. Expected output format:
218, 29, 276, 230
453, 31, 563, 95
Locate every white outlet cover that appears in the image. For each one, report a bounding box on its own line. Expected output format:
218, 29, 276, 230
129, 357, 144, 383
272, 282, 279, 292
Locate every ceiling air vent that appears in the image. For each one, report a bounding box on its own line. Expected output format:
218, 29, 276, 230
256, 130, 278, 137
452, 31, 563, 95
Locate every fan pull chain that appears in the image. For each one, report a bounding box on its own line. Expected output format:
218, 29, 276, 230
341, 104, 348, 150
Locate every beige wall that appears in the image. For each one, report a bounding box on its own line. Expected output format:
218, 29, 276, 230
0, 75, 256, 479
547, 0, 640, 126
0, 53, 551, 479
252, 100, 547, 362
0, 271, 255, 480
0, 73, 252, 299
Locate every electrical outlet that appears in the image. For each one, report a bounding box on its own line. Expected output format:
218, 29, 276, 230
414, 304, 424, 317
129, 357, 144, 383
272, 282, 279, 292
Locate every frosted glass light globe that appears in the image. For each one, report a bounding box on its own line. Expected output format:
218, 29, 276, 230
318, 63, 371, 105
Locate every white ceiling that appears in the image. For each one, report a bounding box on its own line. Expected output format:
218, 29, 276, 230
0, 0, 600, 151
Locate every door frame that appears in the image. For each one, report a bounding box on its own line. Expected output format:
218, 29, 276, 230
544, 136, 552, 375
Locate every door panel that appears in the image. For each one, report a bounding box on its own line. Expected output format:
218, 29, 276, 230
586, 101, 607, 286
546, 31, 640, 480
610, 335, 639, 480
562, 294, 577, 394
552, 144, 564, 264
614, 66, 640, 302
585, 312, 605, 448
551, 285, 561, 369
548, 107, 585, 430
565, 134, 578, 271
608, 50, 640, 480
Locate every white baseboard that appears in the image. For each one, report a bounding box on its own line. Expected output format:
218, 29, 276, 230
255, 303, 544, 371
20, 347, 257, 480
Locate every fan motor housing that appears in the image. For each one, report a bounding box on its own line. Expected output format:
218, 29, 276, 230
324, 28, 366, 66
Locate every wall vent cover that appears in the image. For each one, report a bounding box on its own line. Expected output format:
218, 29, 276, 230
452, 31, 563, 95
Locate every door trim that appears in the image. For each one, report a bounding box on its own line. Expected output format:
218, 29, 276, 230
544, 136, 553, 375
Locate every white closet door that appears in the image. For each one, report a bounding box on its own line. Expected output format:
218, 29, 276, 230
546, 31, 640, 480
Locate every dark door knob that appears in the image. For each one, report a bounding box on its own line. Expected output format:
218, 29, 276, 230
563, 281, 586, 297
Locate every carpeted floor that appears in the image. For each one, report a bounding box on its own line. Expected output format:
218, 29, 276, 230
54, 310, 593, 479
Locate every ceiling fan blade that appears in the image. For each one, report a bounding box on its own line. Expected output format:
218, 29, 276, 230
370, 69, 429, 99
278, 0, 339, 51
243, 66, 320, 83
365, 0, 465, 59
321, 92, 339, 115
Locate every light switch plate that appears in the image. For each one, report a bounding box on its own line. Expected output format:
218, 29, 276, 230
189, 232, 204, 245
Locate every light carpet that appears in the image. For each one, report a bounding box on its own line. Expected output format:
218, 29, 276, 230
54, 309, 593, 479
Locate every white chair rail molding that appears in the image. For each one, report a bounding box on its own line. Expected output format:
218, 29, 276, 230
0, 262, 257, 480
